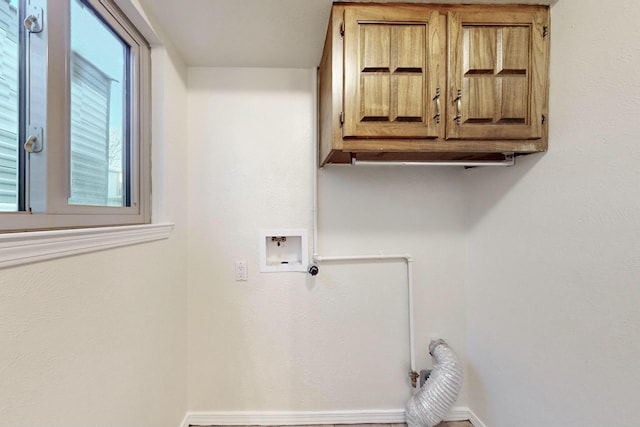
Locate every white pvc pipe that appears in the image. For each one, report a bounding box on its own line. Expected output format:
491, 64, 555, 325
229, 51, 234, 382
407, 258, 416, 375
310, 71, 417, 380
313, 253, 416, 374
314, 254, 411, 262
312, 69, 319, 260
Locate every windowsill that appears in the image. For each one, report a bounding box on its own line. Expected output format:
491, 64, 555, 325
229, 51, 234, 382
0, 223, 174, 269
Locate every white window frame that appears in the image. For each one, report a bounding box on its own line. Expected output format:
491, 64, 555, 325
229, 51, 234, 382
1, 0, 151, 232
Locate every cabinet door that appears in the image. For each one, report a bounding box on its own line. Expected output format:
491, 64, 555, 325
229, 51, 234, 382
447, 9, 548, 140
343, 6, 445, 139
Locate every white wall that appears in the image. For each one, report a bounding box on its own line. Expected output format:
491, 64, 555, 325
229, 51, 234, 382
9, 1, 638, 423
465, 0, 640, 425
186, 67, 469, 412
0, 12, 189, 427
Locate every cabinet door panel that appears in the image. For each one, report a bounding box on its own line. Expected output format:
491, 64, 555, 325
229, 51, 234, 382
500, 27, 529, 71
465, 27, 496, 73
344, 6, 443, 139
395, 25, 424, 70
394, 74, 423, 120
465, 77, 496, 123
500, 76, 527, 122
363, 25, 390, 70
448, 10, 547, 140
362, 74, 390, 119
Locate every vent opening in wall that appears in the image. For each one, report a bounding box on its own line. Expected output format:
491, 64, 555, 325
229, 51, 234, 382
259, 229, 308, 273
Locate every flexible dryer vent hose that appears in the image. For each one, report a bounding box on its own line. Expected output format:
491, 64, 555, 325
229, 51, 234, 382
405, 339, 464, 427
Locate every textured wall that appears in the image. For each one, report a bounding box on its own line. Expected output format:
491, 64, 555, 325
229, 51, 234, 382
465, 0, 640, 425
0, 32, 189, 427
186, 67, 469, 412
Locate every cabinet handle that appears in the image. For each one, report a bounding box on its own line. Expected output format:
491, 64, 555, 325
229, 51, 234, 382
453, 89, 462, 125
433, 88, 441, 124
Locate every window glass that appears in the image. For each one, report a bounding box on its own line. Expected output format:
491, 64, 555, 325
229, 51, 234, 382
0, 0, 150, 232
0, 0, 19, 212
69, 0, 128, 207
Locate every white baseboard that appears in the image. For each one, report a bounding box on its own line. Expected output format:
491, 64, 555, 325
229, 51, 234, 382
444, 406, 471, 422
467, 408, 487, 427
181, 406, 476, 426
185, 409, 404, 426
179, 412, 190, 427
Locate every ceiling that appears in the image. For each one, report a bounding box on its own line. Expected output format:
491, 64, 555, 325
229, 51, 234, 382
137, 0, 334, 68
137, 0, 556, 68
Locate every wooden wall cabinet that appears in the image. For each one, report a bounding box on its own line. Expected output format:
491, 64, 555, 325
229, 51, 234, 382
318, 3, 550, 166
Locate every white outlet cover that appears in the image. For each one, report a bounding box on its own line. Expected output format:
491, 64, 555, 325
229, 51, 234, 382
235, 261, 248, 281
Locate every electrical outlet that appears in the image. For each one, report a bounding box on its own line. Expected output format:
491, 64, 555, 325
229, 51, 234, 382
235, 261, 248, 281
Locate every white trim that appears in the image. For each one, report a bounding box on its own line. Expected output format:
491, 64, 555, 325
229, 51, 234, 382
182, 407, 473, 426
186, 409, 405, 426
112, 0, 161, 45
0, 222, 174, 269
179, 412, 190, 427
446, 406, 474, 422
468, 408, 488, 427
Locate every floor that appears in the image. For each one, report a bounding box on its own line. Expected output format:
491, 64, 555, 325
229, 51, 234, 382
328, 424, 473, 427
195, 423, 473, 427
